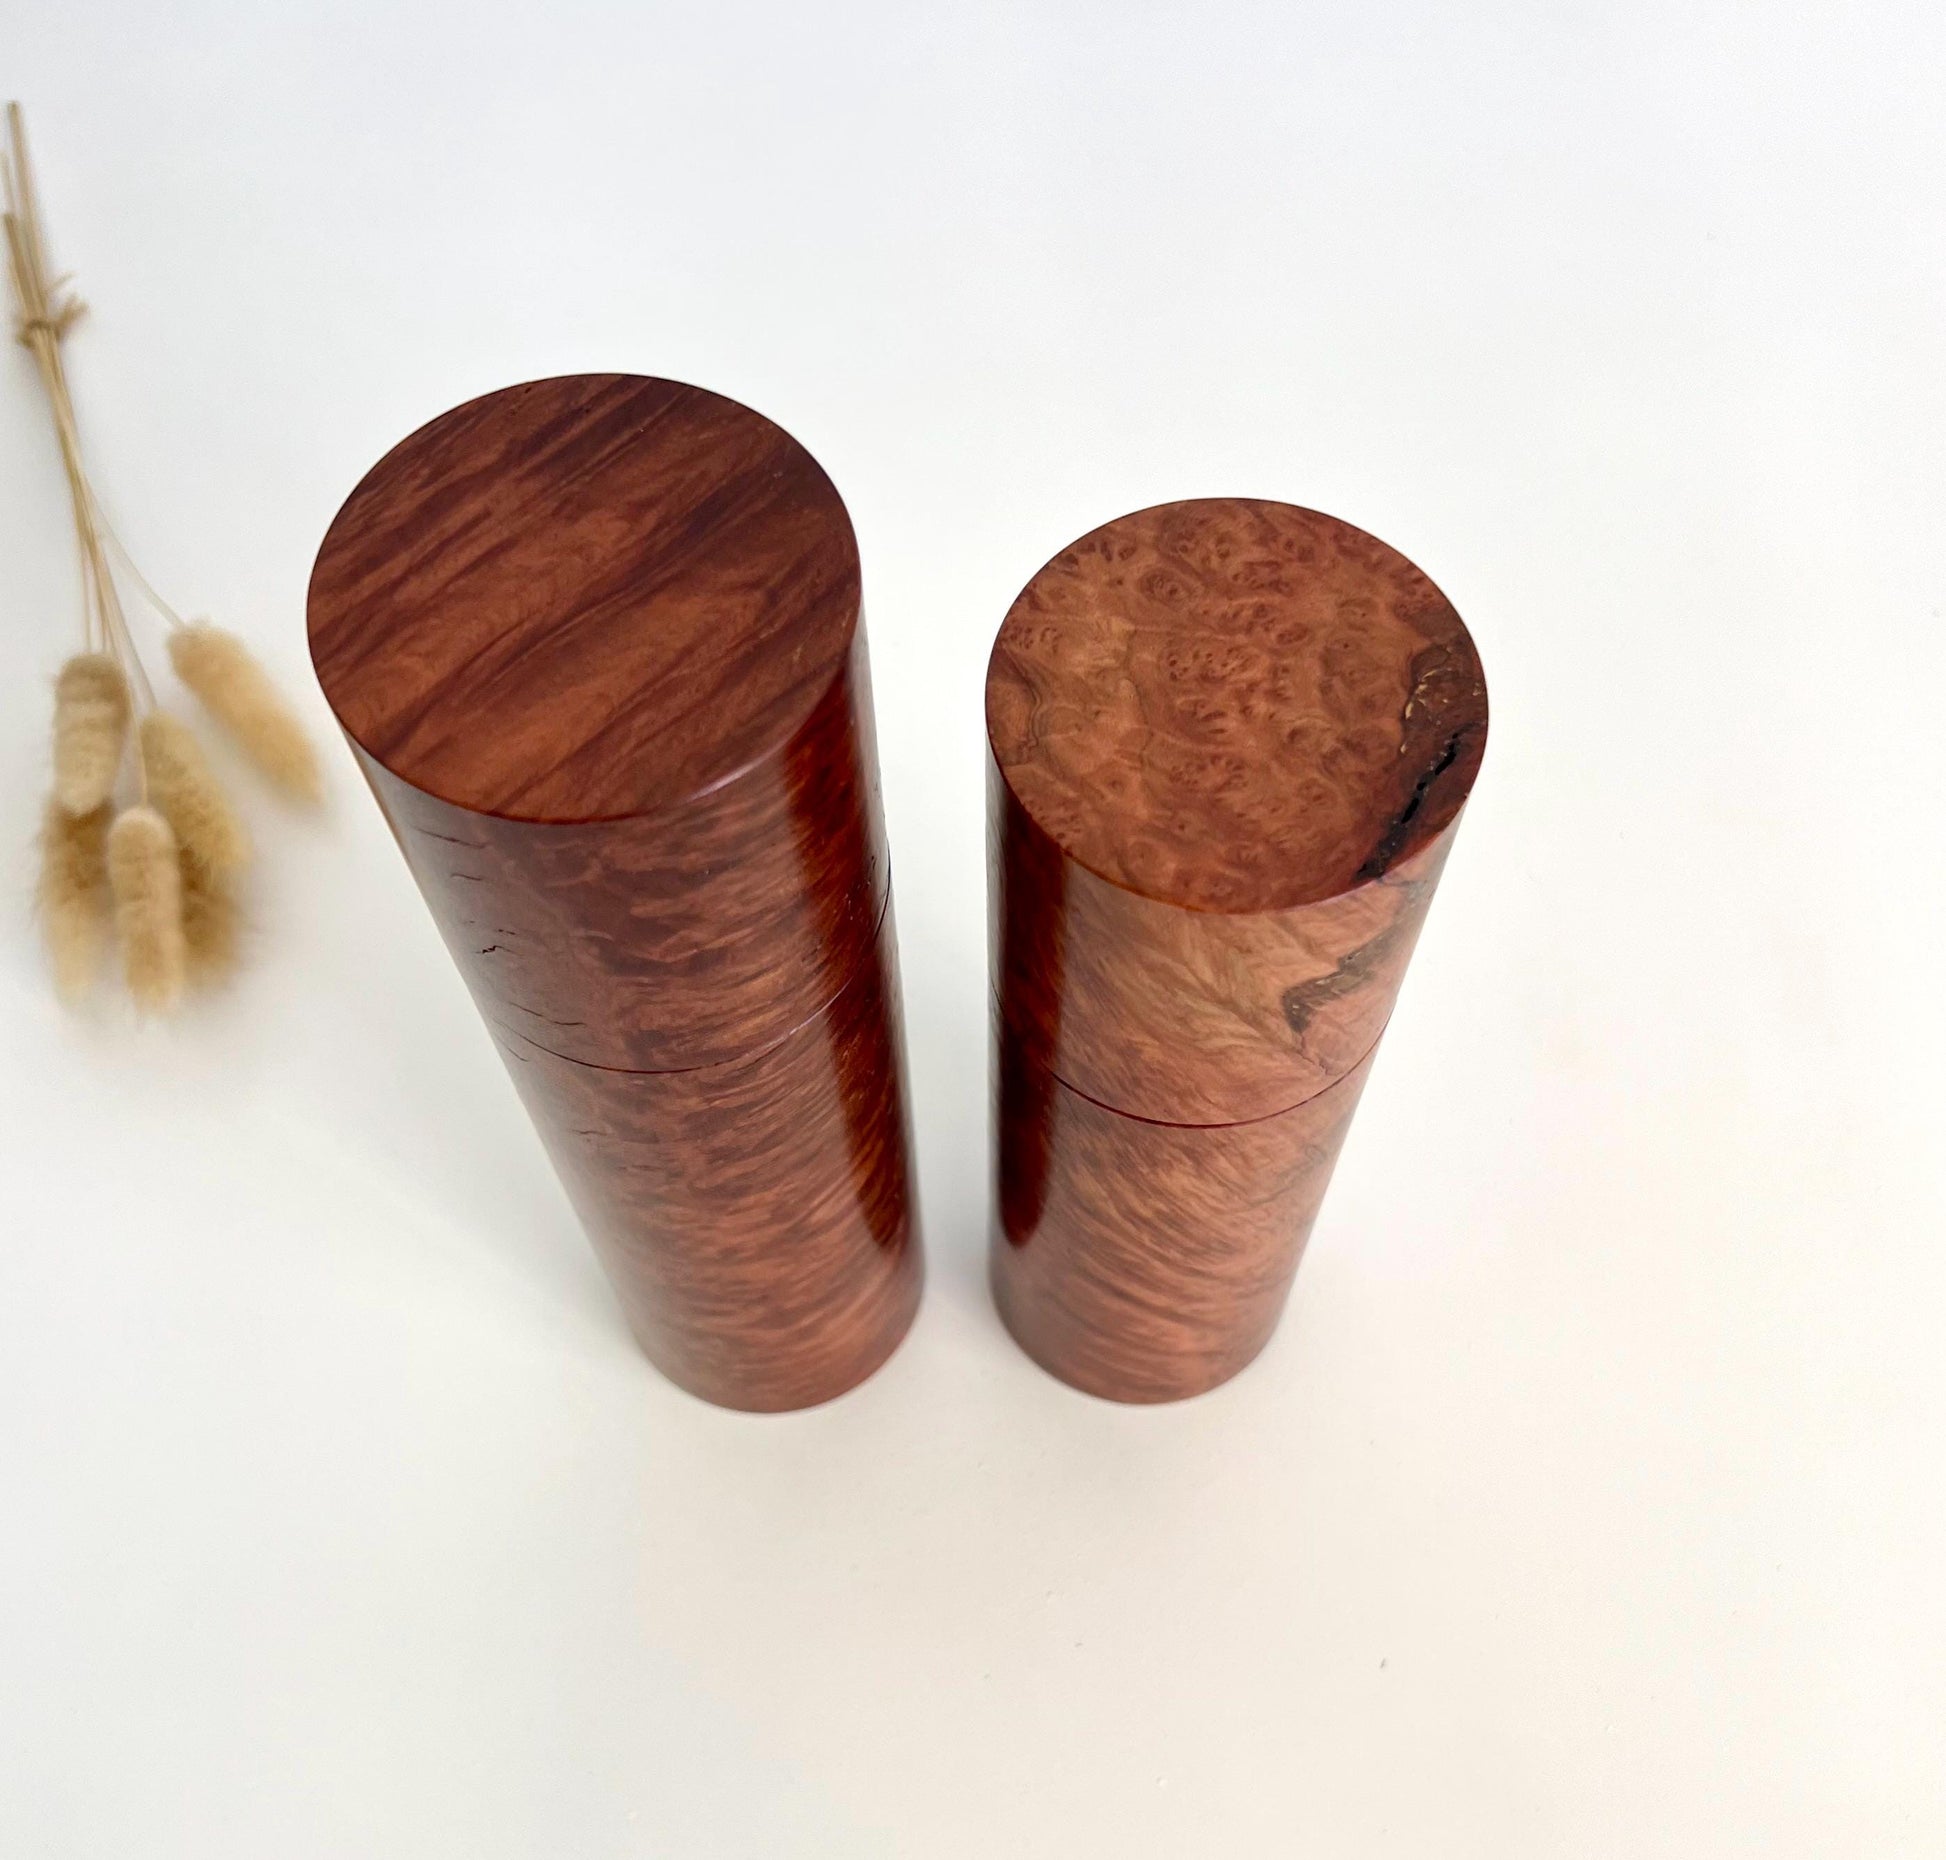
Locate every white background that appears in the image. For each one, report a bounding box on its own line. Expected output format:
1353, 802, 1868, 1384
4, 3, 1943, 1853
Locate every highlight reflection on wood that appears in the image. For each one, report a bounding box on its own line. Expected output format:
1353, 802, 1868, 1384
988, 498, 1486, 1401
500, 911, 920, 1412
310, 374, 918, 1409
992, 765, 1452, 1124
994, 1010, 1375, 1405
350, 631, 886, 1072
312, 374, 888, 1073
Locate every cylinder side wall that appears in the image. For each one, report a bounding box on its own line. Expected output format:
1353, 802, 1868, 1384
497, 907, 921, 1411
354, 628, 888, 1071
990, 747, 1455, 1123
991, 1019, 1376, 1403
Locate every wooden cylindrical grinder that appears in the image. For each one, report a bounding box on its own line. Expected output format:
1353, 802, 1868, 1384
987, 499, 1487, 1402
309, 374, 921, 1411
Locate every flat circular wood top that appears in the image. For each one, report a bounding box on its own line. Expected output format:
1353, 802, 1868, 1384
309, 375, 861, 823
986, 499, 1487, 914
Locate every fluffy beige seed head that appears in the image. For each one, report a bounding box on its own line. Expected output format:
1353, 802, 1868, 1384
139, 710, 250, 874
52, 652, 131, 815
167, 623, 322, 803
179, 846, 242, 986
36, 796, 112, 1001
107, 805, 186, 1013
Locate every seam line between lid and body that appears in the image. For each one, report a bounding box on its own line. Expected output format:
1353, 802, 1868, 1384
492, 880, 896, 1078
992, 988, 1390, 1133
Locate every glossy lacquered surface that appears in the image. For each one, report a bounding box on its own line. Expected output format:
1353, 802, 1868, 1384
312, 375, 888, 1073
350, 628, 885, 1073
310, 374, 862, 823
987, 498, 1483, 914
309, 374, 917, 1409
988, 499, 1486, 1400
994, 1016, 1375, 1405
992, 761, 1453, 1124
499, 910, 920, 1412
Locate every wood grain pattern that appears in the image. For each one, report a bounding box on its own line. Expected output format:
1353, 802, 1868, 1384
993, 756, 1455, 1123
987, 498, 1484, 913
993, 1009, 1375, 1404
498, 907, 920, 1412
311, 374, 860, 822
312, 376, 888, 1072
987, 499, 1485, 1399
350, 626, 885, 1071
308, 375, 917, 1408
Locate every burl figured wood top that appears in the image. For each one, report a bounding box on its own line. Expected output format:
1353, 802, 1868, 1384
309, 374, 860, 823
987, 499, 1486, 915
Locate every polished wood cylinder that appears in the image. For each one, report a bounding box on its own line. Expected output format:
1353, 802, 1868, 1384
988, 498, 1487, 1402
309, 374, 920, 1410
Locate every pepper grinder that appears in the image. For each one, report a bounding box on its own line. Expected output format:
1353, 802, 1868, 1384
987, 498, 1486, 1401
310, 375, 921, 1411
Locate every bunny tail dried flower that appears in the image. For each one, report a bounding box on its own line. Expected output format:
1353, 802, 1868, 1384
51, 651, 131, 815
167, 623, 322, 803
12, 108, 307, 1010
107, 804, 186, 1013
36, 796, 111, 999
139, 710, 250, 874
179, 846, 241, 986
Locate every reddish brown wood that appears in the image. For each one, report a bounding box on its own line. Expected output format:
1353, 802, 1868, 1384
347, 629, 885, 1071
499, 909, 920, 1411
992, 765, 1452, 1124
988, 498, 1486, 1400
995, 1012, 1375, 1405
311, 374, 886, 1072
309, 374, 918, 1407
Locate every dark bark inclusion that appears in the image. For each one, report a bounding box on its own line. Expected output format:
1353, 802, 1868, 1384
1354, 729, 1468, 884
1280, 873, 1430, 1037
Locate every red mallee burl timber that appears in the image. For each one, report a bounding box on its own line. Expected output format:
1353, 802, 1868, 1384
987, 498, 1487, 1401
310, 375, 920, 1411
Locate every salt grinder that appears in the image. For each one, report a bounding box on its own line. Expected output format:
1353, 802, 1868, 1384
987, 498, 1487, 1401
310, 375, 921, 1411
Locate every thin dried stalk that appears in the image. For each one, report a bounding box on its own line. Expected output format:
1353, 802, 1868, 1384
167, 623, 322, 802
36, 796, 110, 999
5, 105, 150, 705
139, 710, 250, 872
11, 107, 291, 1015
52, 650, 129, 814
107, 804, 186, 1012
